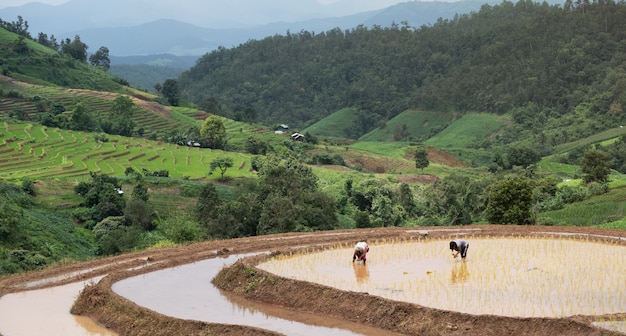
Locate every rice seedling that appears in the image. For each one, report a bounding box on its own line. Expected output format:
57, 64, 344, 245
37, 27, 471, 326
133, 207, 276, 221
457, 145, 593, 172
257, 236, 626, 318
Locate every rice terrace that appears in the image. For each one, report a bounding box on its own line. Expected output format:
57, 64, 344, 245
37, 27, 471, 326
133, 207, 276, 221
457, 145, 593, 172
2, 226, 626, 335
3, 3, 626, 335
2, 67, 626, 336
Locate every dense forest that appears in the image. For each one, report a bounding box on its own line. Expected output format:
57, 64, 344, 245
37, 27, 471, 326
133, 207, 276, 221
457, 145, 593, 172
179, 0, 626, 145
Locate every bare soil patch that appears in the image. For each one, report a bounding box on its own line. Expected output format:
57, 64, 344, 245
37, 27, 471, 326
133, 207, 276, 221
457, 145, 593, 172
404, 146, 469, 168
2, 225, 625, 336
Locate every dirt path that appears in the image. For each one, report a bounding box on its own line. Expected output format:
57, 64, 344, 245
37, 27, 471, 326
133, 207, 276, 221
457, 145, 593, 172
2, 225, 625, 335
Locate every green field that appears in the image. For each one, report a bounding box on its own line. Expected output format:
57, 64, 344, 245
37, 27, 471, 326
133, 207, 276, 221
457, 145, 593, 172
360, 110, 457, 142
425, 112, 505, 149
552, 126, 626, 154
0, 121, 255, 181
538, 186, 626, 226
302, 107, 357, 138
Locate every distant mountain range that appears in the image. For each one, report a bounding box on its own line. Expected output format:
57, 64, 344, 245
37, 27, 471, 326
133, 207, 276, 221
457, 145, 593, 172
1, 0, 525, 59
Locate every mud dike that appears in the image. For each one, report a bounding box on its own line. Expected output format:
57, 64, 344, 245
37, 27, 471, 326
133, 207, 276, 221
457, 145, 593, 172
1, 226, 625, 335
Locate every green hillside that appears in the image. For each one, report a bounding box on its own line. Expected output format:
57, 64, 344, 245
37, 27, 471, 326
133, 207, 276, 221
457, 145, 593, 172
0, 28, 125, 91
177, 0, 626, 164
424, 113, 504, 149
302, 107, 356, 138
1, 9, 626, 278
0, 121, 255, 181
359, 110, 457, 142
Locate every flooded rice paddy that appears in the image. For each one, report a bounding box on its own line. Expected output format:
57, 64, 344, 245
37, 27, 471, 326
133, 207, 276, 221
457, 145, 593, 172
113, 253, 402, 336
258, 237, 626, 318
2, 235, 625, 335
0, 276, 117, 336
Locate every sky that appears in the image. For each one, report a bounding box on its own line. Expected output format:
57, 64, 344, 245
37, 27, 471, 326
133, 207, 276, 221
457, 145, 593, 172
0, 0, 408, 10
1, 0, 68, 8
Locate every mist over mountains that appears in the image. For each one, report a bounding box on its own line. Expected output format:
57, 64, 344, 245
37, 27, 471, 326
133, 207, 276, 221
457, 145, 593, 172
0, 0, 515, 58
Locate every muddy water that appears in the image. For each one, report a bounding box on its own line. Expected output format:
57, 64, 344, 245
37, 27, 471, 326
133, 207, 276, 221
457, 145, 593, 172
113, 254, 402, 336
0, 277, 117, 336
258, 238, 626, 318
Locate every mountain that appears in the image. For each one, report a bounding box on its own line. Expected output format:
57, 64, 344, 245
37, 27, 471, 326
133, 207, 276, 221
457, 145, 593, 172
1, 0, 511, 57
176, 0, 626, 150
0, 0, 329, 32
0, 0, 412, 35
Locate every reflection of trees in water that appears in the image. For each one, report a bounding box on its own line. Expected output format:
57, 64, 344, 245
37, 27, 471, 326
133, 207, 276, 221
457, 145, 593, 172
353, 264, 369, 284
450, 260, 469, 284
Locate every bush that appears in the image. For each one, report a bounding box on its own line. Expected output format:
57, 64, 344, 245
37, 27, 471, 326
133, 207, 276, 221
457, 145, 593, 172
21, 179, 36, 196
353, 210, 372, 228
71, 207, 96, 225
157, 216, 206, 243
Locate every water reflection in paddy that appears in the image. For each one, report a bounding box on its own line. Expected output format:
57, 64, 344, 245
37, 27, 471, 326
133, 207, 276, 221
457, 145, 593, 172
0, 276, 117, 336
113, 254, 401, 336
259, 238, 626, 318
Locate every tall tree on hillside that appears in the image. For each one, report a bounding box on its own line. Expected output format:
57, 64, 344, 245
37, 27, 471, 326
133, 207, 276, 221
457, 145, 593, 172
161, 79, 180, 106
61, 35, 88, 62
69, 103, 98, 132
37, 32, 59, 50
484, 177, 534, 225
0, 199, 22, 243
200, 116, 227, 149
12, 36, 29, 55
581, 149, 612, 184
103, 95, 135, 136
210, 157, 234, 181
89, 46, 111, 70
415, 146, 429, 172
0, 16, 30, 38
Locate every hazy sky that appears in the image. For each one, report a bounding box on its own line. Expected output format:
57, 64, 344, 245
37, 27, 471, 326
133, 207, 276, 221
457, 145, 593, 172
1, 0, 68, 8
0, 0, 407, 10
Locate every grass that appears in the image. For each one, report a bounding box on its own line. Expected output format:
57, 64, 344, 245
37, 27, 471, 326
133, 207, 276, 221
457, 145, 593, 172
552, 126, 626, 154
425, 112, 505, 149
360, 110, 456, 142
538, 186, 626, 226
302, 107, 356, 138
537, 160, 580, 179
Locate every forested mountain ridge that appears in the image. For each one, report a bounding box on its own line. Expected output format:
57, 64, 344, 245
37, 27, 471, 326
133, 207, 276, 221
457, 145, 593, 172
178, 0, 626, 150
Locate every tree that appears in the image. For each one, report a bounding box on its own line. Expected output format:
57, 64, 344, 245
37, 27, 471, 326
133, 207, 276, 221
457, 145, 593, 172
506, 146, 541, 168
124, 198, 153, 231
74, 173, 125, 222
61, 35, 88, 62
210, 157, 234, 181
104, 95, 136, 136
200, 116, 227, 149
131, 183, 149, 202
92, 216, 139, 255
195, 183, 222, 226
244, 136, 270, 155
484, 178, 534, 224
581, 149, 612, 184
161, 79, 180, 106
89, 46, 111, 70
415, 146, 429, 172
0, 200, 22, 243
69, 103, 98, 132
13, 36, 29, 54
353, 210, 372, 228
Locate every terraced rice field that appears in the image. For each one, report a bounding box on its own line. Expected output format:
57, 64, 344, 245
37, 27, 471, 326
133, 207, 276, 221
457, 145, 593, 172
0, 122, 254, 180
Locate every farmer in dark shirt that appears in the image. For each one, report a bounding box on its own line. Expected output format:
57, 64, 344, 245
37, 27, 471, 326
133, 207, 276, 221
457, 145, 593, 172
449, 239, 469, 259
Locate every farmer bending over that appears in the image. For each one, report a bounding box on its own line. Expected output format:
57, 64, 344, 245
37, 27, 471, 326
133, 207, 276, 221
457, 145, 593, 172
353, 241, 369, 264
450, 239, 469, 259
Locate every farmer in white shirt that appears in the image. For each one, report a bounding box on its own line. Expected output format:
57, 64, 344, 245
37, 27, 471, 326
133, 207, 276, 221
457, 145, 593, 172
352, 241, 369, 264
450, 239, 469, 259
